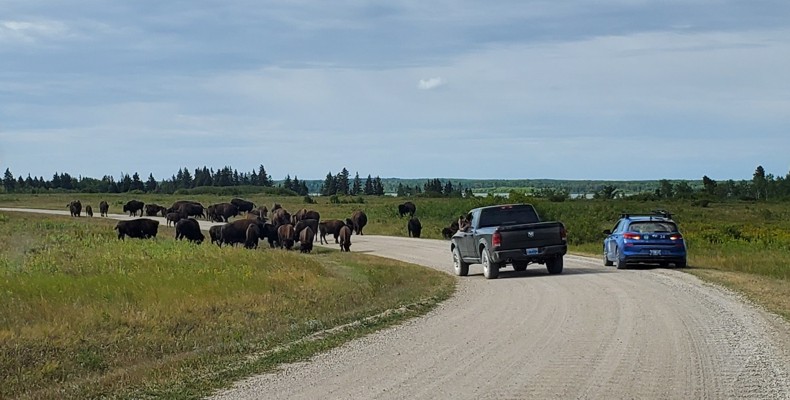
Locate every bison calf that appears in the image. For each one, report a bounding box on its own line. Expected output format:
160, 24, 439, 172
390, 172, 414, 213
338, 226, 352, 252
86, 205, 93, 217
408, 217, 422, 238
209, 225, 223, 247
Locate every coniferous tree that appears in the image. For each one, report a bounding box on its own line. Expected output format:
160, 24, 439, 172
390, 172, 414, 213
283, 175, 292, 190
3, 168, 15, 192
373, 176, 385, 195
364, 174, 374, 195
352, 172, 362, 195
130, 172, 144, 191
145, 173, 158, 192
258, 165, 272, 187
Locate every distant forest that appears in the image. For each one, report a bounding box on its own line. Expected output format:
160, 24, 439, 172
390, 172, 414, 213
2, 165, 788, 201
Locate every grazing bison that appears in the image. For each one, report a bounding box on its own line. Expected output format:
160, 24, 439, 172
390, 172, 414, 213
175, 218, 205, 244
85, 205, 93, 217
115, 218, 159, 240
318, 219, 346, 244
231, 198, 255, 213
209, 225, 224, 247
408, 217, 422, 238
99, 200, 109, 217
299, 227, 315, 253
398, 201, 416, 218
338, 225, 352, 252
220, 219, 265, 247
166, 212, 183, 227
123, 200, 145, 217
294, 219, 319, 243
167, 200, 200, 214
145, 204, 167, 217
207, 203, 238, 222
67, 200, 82, 217
277, 224, 295, 250
350, 210, 367, 235
245, 223, 260, 249
177, 203, 205, 219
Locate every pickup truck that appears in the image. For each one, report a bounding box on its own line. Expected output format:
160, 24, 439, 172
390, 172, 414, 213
450, 203, 567, 279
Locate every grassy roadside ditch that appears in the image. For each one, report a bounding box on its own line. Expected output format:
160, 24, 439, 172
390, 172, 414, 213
0, 211, 455, 399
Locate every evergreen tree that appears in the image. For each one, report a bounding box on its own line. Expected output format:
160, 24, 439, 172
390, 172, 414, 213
299, 181, 309, 196
283, 175, 293, 190
351, 172, 362, 195
336, 168, 350, 195
145, 173, 158, 192
3, 168, 15, 192
702, 175, 717, 196
753, 165, 767, 200
373, 176, 385, 195
181, 168, 194, 188
364, 175, 374, 195
396, 182, 406, 197
321, 172, 337, 196
258, 165, 272, 187
130, 172, 144, 191
24, 174, 34, 188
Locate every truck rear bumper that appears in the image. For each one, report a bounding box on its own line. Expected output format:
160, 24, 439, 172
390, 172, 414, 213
493, 244, 567, 264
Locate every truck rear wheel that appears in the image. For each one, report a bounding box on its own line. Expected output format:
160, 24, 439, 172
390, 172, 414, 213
546, 256, 563, 275
452, 246, 469, 276
482, 248, 500, 279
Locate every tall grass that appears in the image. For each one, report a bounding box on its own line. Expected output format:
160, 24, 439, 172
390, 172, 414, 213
0, 212, 454, 399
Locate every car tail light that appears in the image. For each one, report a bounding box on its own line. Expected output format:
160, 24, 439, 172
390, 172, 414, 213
492, 230, 501, 248
670, 233, 683, 240
560, 225, 567, 241
623, 232, 641, 240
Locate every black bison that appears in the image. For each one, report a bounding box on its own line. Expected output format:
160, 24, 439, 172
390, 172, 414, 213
252, 206, 268, 219
349, 210, 367, 235
245, 223, 260, 249
85, 205, 93, 217
442, 227, 453, 239
318, 219, 346, 244
220, 219, 266, 247
166, 212, 183, 227
338, 225, 352, 252
145, 204, 167, 217
175, 218, 205, 244
209, 225, 223, 247
178, 203, 205, 219
231, 198, 255, 213
67, 200, 82, 217
115, 218, 159, 240
278, 224, 296, 250
398, 201, 416, 218
123, 200, 145, 217
207, 203, 238, 222
294, 219, 319, 243
408, 217, 422, 238
299, 227, 315, 253
292, 208, 319, 223
99, 200, 109, 217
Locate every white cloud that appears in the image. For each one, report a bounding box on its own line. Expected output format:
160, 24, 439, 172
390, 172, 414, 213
417, 77, 446, 90
0, 20, 70, 43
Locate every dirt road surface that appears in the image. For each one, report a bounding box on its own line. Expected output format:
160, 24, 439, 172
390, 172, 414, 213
3, 208, 790, 399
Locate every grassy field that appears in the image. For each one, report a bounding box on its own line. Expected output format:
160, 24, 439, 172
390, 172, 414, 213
2, 192, 790, 396
0, 211, 455, 399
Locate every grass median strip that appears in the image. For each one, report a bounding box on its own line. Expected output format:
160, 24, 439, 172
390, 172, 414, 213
0, 211, 455, 399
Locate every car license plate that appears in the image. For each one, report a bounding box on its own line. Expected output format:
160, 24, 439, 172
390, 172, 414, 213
650, 250, 663, 256
526, 248, 539, 255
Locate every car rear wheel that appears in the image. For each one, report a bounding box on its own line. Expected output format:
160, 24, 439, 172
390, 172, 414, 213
603, 251, 613, 266
452, 246, 469, 276
546, 256, 564, 275
615, 249, 627, 270
481, 248, 499, 279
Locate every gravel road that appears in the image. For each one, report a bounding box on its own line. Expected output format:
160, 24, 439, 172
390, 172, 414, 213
2, 208, 789, 399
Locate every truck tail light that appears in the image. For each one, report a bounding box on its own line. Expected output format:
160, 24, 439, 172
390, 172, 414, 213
560, 225, 567, 241
623, 232, 641, 240
492, 230, 501, 248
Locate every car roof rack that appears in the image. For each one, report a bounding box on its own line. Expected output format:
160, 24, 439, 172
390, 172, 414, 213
619, 210, 673, 220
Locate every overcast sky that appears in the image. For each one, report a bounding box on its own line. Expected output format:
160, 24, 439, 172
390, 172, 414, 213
1, 1, 788, 181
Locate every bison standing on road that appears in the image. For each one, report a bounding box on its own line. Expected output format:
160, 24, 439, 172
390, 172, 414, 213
294, 219, 319, 243
299, 227, 315, 253
166, 212, 183, 227
85, 205, 93, 217
208, 203, 239, 222
220, 219, 265, 247
350, 210, 367, 235
145, 204, 167, 217
318, 219, 346, 244
175, 218, 205, 244
67, 200, 82, 217
115, 218, 159, 240
408, 217, 422, 238
338, 225, 352, 252
398, 201, 416, 218
99, 200, 109, 217
123, 200, 145, 217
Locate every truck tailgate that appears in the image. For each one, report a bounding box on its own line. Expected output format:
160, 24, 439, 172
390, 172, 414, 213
497, 222, 565, 250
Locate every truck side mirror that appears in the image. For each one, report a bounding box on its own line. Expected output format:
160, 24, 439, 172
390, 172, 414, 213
603, 229, 612, 235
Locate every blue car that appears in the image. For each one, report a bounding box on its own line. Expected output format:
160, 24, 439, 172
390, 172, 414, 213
603, 211, 687, 269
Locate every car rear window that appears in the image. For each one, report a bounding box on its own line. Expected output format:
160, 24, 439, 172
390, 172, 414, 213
478, 206, 539, 228
628, 221, 678, 233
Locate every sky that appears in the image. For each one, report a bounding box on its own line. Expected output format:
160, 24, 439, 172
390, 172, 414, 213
1, 1, 789, 182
